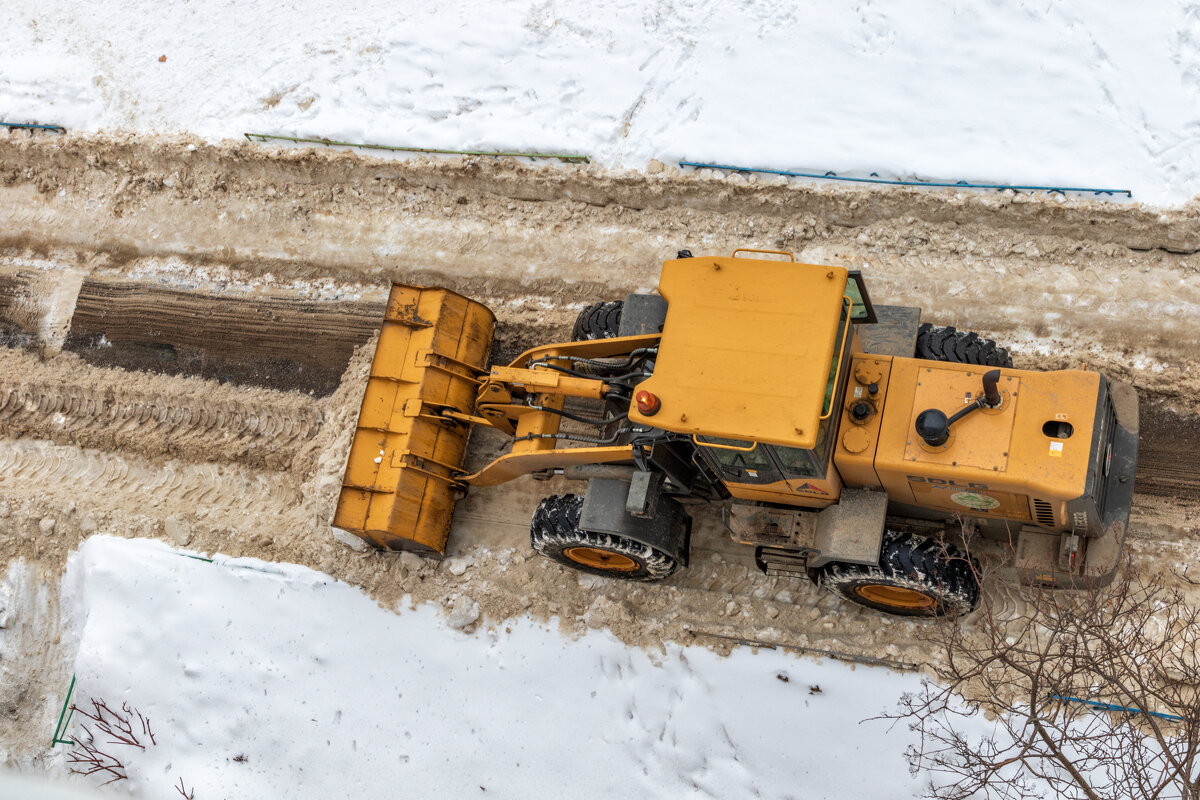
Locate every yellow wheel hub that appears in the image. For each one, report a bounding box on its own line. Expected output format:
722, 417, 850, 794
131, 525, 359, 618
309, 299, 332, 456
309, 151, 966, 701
855, 583, 938, 610
563, 546, 639, 572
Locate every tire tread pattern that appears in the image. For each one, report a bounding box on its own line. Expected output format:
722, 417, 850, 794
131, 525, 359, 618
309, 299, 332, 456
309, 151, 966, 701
915, 323, 1012, 368
571, 301, 624, 341
530, 494, 680, 581
821, 529, 980, 616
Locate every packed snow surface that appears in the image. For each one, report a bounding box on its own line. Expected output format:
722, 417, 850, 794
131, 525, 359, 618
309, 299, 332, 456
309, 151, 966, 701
55, 536, 950, 799
3, 1, 1200, 205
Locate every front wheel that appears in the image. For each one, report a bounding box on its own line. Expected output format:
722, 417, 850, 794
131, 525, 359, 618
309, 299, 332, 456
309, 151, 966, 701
820, 529, 980, 617
530, 494, 680, 581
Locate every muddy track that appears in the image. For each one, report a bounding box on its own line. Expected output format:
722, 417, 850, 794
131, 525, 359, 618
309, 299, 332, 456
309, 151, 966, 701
3, 133, 1200, 765
0, 439, 302, 516
0, 351, 324, 471
64, 280, 385, 397
0, 247, 1192, 543
1136, 403, 1200, 501
7, 274, 1198, 503
0, 330, 1194, 764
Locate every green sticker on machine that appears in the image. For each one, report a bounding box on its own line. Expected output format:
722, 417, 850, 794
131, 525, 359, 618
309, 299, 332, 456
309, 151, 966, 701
950, 491, 1001, 511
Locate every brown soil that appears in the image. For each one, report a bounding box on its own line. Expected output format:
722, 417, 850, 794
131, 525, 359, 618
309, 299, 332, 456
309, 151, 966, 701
64, 279, 386, 396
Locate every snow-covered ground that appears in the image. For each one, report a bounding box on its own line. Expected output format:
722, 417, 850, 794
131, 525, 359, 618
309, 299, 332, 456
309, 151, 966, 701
3, 1, 1200, 205
44, 536, 964, 799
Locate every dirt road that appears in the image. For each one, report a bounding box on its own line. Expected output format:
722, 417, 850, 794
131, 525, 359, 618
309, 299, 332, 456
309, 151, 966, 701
1, 132, 1198, 764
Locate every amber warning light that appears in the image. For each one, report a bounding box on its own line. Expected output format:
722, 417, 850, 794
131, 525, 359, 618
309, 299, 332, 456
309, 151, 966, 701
635, 390, 661, 416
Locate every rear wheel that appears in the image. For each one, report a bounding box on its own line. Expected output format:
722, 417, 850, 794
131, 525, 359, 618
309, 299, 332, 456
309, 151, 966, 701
820, 529, 980, 617
915, 323, 1012, 367
572, 301, 624, 341
530, 494, 681, 581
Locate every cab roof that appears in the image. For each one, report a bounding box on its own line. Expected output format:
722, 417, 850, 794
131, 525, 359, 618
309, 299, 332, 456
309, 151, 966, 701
629, 255, 849, 449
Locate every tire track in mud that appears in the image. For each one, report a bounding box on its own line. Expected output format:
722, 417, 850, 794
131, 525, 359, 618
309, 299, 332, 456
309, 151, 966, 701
0, 352, 1190, 725
0, 376, 323, 471
0, 439, 302, 520
10, 261, 1200, 503
1136, 402, 1200, 501
0, 346, 326, 471
4, 134, 1200, 396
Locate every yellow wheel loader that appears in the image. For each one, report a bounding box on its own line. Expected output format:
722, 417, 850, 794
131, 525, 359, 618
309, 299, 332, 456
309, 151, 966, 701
333, 250, 1139, 617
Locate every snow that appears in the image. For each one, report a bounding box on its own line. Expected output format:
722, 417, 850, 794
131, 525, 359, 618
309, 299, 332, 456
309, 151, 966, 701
3, 0, 1200, 205
54, 536, 948, 799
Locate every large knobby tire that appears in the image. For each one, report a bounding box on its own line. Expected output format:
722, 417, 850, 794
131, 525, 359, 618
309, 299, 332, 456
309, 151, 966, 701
820, 529, 980, 617
530, 494, 680, 581
571, 301, 624, 341
915, 323, 1013, 367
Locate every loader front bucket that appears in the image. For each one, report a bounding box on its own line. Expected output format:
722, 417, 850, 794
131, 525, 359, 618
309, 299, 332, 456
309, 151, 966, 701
333, 283, 495, 555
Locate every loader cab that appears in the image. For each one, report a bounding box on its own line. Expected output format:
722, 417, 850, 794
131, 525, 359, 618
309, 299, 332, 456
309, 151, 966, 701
692, 290, 855, 508
628, 253, 874, 508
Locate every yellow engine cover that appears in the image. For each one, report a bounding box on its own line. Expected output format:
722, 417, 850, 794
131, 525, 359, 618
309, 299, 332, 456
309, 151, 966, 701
873, 358, 1100, 525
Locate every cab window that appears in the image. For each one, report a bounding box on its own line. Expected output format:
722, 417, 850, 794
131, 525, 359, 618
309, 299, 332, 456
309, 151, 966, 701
694, 436, 780, 484
696, 438, 826, 483
770, 445, 824, 479
821, 296, 851, 416
810, 297, 853, 465
845, 271, 877, 324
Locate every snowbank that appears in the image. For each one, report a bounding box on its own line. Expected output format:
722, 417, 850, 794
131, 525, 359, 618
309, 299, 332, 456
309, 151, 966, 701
2, 1, 1199, 205
56, 536, 935, 799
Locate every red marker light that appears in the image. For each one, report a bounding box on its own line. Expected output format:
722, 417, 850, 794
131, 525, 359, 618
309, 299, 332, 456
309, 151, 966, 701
635, 390, 661, 416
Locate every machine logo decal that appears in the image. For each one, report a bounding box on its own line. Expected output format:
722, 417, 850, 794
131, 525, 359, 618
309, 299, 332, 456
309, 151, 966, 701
950, 491, 1001, 511
908, 476, 991, 490
793, 482, 829, 496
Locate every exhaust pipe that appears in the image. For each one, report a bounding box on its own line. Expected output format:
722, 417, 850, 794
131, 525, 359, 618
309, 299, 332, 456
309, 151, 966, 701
915, 368, 1003, 448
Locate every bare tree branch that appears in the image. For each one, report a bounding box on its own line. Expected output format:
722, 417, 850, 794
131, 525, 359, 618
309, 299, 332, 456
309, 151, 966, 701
885, 553, 1200, 800
66, 697, 161, 790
